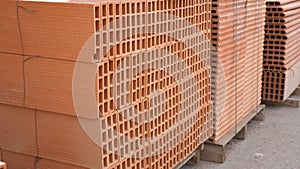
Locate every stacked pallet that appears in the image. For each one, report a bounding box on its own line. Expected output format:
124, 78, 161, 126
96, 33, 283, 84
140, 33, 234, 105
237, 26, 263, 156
262, 0, 300, 102
0, 0, 213, 168
211, 0, 265, 141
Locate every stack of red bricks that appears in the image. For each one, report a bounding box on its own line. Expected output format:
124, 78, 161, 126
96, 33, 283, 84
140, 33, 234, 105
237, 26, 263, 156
0, 0, 213, 168
210, 0, 265, 142
262, 0, 300, 102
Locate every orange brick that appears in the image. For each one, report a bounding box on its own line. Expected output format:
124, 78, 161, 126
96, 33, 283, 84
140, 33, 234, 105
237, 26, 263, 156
2, 150, 35, 169
0, 104, 36, 156
0, 53, 24, 107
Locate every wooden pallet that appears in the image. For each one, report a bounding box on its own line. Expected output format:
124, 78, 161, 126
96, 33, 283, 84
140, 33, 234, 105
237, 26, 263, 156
174, 144, 204, 169
0, 162, 6, 169
264, 86, 300, 108
200, 104, 265, 163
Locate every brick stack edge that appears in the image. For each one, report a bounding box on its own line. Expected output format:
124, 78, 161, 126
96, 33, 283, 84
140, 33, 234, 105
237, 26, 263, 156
210, 0, 265, 142
262, 0, 300, 102
0, 0, 213, 168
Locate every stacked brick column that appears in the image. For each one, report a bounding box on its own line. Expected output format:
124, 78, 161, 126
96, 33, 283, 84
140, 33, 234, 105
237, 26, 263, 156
0, 0, 213, 168
262, 0, 300, 102
210, 0, 265, 141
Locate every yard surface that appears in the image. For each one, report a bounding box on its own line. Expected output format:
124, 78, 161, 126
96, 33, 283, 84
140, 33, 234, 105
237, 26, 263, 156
182, 104, 300, 169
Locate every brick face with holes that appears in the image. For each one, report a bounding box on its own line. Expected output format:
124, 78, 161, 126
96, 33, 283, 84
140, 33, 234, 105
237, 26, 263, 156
0, 0, 213, 168
262, 0, 300, 102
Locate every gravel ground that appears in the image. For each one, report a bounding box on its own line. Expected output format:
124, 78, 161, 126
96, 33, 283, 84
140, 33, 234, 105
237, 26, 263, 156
182, 105, 300, 169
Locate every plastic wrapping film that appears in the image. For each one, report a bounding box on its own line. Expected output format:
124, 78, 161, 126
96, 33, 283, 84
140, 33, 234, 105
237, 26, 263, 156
262, 0, 300, 102
210, 0, 265, 142
0, 0, 213, 168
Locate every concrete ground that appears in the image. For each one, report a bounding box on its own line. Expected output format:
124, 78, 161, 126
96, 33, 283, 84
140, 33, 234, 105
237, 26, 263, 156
182, 104, 300, 169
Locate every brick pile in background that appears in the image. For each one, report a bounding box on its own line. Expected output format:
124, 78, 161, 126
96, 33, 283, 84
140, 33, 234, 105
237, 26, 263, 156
210, 0, 265, 142
0, 0, 213, 168
262, 0, 300, 102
